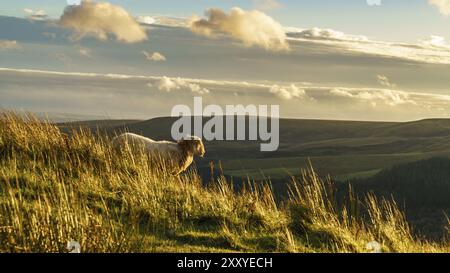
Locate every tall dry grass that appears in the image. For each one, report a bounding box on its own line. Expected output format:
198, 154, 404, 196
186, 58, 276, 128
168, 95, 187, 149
0, 112, 448, 253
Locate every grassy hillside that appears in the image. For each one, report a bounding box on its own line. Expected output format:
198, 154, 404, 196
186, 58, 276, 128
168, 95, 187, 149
59, 117, 450, 181
0, 113, 448, 253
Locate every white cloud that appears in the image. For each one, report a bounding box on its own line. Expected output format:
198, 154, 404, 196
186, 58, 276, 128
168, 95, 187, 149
270, 84, 305, 100
153, 76, 210, 94
189, 7, 289, 52
142, 51, 166, 62
77, 46, 91, 57
429, 0, 450, 15
137, 16, 156, 25
366, 0, 382, 6
287, 27, 450, 65
254, 0, 282, 10
24, 8, 48, 21
377, 75, 396, 88
0, 67, 427, 110
0, 40, 20, 50
421, 35, 450, 48
329, 88, 413, 106
67, 0, 82, 5
59, 1, 147, 43
287, 27, 369, 42
137, 15, 188, 27
3, 67, 450, 121
157, 16, 190, 28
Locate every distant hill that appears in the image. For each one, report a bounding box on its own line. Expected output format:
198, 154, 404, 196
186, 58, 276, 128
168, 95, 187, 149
58, 119, 141, 131
59, 116, 450, 181
0, 111, 112, 123
346, 157, 450, 239
350, 157, 450, 208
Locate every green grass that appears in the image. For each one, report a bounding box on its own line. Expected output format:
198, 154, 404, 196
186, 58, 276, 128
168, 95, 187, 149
334, 169, 382, 181
222, 152, 450, 180
0, 113, 448, 253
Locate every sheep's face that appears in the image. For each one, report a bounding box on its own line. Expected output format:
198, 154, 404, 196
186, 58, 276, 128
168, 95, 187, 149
179, 137, 205, 158
193, 139, 206, 157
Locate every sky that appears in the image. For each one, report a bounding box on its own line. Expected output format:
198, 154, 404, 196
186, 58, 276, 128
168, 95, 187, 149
1, 0, 449, 42
2, 0, 450, 121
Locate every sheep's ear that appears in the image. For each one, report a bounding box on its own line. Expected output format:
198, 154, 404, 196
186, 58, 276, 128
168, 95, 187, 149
178, 139, 190, 150
195, 140, 202, 148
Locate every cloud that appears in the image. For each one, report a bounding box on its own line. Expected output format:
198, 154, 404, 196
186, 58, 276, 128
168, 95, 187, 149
77, 46, 91, 57
59, 1, 147, 43
429, 0, 450, 15
268, 84, 413, 108
0, 67, 426, 110
421, 35, 450, 48
254, 0, 282, 10
366, 0, 382, 6
42, 32, 57, 40
137, 16, 156, 25
152, 76, 210, 94
189, 7, 289, 51
377, 75, 396, 88
287, 27, 369, 42
0, 40, 20, 50
142, 51, 166, 62
270, 84, 305, 100
329, 88, 414, 107
287, 27, 450, 65
137, 15, 189, 27
24, 8, 48, 21
3, 67, 450, 121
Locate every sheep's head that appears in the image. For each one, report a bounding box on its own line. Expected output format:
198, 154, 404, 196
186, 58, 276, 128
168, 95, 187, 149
178, 136, 205, 158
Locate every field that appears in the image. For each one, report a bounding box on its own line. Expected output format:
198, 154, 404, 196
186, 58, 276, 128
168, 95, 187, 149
0, 113, 449, 253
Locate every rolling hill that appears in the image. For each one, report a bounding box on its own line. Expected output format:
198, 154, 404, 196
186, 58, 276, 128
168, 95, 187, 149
58, 116, 450, 182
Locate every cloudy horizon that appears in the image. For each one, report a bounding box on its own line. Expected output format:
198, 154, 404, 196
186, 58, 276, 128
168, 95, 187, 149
2, 0, 450, 121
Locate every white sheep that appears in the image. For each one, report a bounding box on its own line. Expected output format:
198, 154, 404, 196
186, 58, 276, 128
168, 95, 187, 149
112, 133, 205, 175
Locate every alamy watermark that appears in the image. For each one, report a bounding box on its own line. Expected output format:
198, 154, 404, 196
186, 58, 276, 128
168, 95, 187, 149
366, 0, 381, 6
171, 97, 280, 152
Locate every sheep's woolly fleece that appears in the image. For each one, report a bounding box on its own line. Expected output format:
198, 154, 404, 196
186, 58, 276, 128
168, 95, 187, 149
112, 133, 203, 175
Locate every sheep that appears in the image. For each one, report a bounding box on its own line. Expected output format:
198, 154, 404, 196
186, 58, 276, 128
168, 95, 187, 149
112, 133, 205, 175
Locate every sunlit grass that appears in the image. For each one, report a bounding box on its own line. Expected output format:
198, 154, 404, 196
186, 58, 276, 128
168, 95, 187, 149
0, 112, 448, 253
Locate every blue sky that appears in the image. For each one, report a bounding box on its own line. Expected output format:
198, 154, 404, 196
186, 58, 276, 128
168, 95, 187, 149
1, 0, 449, 42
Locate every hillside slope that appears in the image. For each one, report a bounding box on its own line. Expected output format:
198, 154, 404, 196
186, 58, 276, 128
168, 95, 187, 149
1, 113, 448, 253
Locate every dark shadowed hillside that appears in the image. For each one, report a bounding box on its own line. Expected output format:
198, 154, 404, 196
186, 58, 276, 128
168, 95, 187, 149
345, 157, 450, 239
